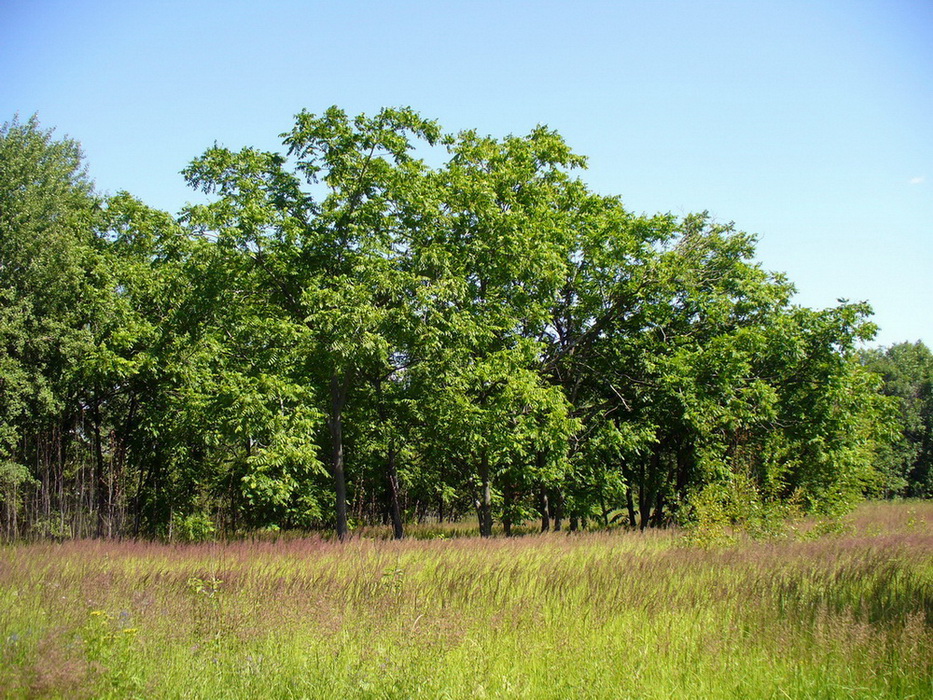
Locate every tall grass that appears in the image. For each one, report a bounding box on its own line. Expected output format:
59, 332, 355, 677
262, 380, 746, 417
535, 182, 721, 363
1, 502, 930, 698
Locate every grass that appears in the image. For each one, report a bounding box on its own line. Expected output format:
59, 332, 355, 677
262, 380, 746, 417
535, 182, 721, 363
0, 501, 931, 698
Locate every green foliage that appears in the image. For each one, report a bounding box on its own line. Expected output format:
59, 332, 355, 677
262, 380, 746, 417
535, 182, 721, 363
171, 512, 217, 543
682, 475, 803, 546
0, 115, 98, 435
82, 610, 143, 696
860, 341, 933, 497
0, 109, 913, 541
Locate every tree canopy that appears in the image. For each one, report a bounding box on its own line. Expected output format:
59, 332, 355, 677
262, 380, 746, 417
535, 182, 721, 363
860, 341, 933, 497
0, 110, 910, 541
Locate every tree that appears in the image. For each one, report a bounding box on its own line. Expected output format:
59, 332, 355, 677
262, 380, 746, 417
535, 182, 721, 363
183, 107, 444, 539
861, 342, 933, 497
0, 115, 103, 538
412, 126, 585, 536
3, 109, 904, 542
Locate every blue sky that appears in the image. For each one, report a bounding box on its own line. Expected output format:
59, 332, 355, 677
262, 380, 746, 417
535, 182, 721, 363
2, 0, 930, 346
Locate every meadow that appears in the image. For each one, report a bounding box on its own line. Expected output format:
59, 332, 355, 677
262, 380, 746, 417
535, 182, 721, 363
1, 502, 931, 699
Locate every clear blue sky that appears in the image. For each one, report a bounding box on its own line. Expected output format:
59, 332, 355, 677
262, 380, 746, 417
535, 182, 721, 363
2, 0, 930, 346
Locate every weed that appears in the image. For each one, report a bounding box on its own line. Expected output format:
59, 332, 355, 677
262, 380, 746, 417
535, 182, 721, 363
82, 609, 143, 697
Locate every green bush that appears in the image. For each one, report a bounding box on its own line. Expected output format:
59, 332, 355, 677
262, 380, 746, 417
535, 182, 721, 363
171, 512, 216, 542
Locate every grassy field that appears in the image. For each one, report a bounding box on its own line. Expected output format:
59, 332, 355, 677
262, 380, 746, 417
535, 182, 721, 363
1, 502, 931, 699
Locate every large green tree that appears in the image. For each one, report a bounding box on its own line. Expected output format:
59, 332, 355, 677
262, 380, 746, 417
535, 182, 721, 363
0, 115, 104, 537
183, 107, 444, 539
419, 127, 585, 535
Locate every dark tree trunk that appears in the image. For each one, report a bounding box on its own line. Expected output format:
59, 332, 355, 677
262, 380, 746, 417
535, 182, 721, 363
478, 452, 493, 538
651, 489, 666, 527
7, 481, 17, 541
638, 465, 651, 531
675, 443, 693, 507
536, 453, 550, 533
91, 395, 109, 539
625, 485, 637, 528
374, 378, 404, 540
539, 489, 550, 532
386, 443, 404, 540
329, 372, 350, 541
639, 449, 661, 530
599, 488, 610, 527
502, 479, 514, 537
132, 457, 152, 537
553, 491, 563, 532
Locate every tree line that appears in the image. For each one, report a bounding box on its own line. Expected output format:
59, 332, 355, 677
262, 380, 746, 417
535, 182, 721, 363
1, 110, 927, 541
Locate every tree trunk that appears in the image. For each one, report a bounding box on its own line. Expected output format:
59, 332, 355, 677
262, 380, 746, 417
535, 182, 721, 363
639, 450, 660, 530
478, 452, 492, 537
91, 396, 109, 539
651, 490, 666, 527
329, 372, 350, 541
553, 491, 563, 532
638, 467, 650, 531
502, 479, 513, 537
374, 378, 404, 540
625, 485, 637, 528
386, 442, 404, 540
539, 489, 550, 532
675, 443, 692, 507
9, 481, 17, 541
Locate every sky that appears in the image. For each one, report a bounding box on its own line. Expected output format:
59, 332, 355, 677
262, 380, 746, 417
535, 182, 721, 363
2, 0, 931, 346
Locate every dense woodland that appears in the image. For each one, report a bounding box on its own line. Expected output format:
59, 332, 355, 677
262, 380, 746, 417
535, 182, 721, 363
1, 111, 930, 542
